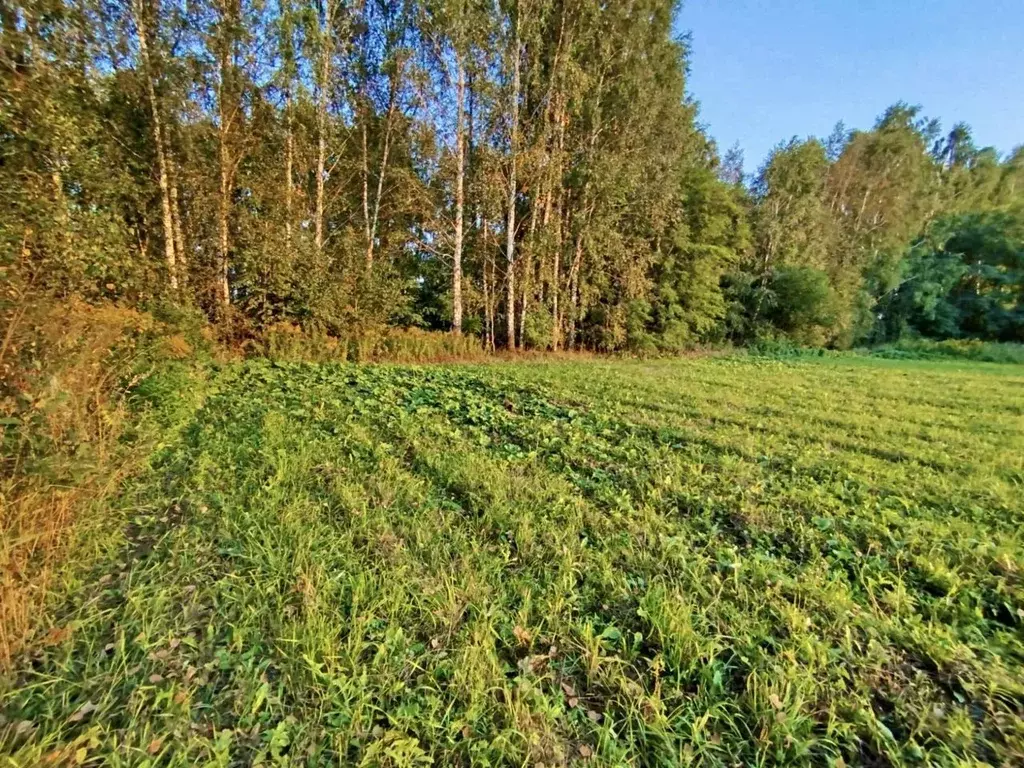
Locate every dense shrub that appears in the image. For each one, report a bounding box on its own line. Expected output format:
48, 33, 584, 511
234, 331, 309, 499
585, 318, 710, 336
262, 322, 346, 363
260, 323, 486, 364
366, 328, 486, 363
868, 338, 1024, 363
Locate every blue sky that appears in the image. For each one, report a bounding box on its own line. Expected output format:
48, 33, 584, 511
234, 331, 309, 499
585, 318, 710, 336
677, 0, 1024, 174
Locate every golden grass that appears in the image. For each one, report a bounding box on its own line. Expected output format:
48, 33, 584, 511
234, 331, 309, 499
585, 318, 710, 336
0, 299, 155, 669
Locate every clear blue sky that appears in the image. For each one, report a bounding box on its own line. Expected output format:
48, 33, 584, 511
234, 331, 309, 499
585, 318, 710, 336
678, 0, 1024, 174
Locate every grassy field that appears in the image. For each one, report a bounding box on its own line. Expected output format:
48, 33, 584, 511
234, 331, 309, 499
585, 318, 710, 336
2, 356, 1023, 767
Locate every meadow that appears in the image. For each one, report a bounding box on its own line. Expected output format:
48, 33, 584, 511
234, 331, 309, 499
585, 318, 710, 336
1, 355, 1023, 767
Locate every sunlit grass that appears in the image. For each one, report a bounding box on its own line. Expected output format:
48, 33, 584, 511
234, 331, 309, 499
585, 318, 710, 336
2, 356, 1022, 766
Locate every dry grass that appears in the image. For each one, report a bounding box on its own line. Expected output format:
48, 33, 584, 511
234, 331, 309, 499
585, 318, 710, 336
0, 467, 138, 670
262, 323, 495, 364
0, 299, 158, 669
260, 322, 610, 365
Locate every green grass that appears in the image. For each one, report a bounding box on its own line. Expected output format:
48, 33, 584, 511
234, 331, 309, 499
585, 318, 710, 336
2, 356, 1023, 767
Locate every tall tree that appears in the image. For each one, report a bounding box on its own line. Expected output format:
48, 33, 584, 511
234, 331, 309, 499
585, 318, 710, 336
209, 0, 245, 310
132, 0, 178, 291
504, 0, 521, 349
314, 0, 336, 254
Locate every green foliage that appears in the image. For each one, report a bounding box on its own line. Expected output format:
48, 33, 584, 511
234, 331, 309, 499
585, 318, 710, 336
879, 208, 1024, 342
3, 356, 1024, 765
752, 138, 835, 274
868, 338, 1024, 364
1, 1, 1022, 353
764, 266, 840, 344
722, 266, 840, 347
521, 308, 555, 352
650, 158, 751, 349
744, 103, 1023, 349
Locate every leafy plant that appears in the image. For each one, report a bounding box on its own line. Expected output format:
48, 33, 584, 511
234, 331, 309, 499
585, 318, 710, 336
3, 354, 1023, 765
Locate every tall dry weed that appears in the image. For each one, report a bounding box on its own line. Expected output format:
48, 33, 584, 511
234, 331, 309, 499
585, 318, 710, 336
0, 299, 155, 669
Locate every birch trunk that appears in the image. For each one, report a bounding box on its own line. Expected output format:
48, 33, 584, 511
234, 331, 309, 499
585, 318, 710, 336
482, 217, 494, 350
284, 90, 293, 250
452, 55, 466, 334
133, 0, 177, 291
215, 0, 237, 310
366, 77, 398, 273
51, 167, 71, 260
169, 168, 186, 285
218, 125, 231, 308
518, 199, 538, 349
551, 103, 566, 350
361, 117, 371, 254
566, 231, 584, 349
315, 1, 332, 253
552, 238, 560, 349
505, 9, 521, 349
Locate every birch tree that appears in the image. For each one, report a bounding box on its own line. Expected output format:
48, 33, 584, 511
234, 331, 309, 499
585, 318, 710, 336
132, 0, 178, 291
504, 0, 521, 349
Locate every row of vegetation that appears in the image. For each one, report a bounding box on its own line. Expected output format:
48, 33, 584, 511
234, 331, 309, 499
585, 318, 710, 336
2, 0, 1022, 353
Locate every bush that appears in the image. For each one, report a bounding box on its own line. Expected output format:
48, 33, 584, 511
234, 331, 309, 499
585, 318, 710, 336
522, 310, 555, 351
263, 322, 346, 363
747, 336, 806, 358
373, 328, 485, 363
766, 266, 840, 345
868, 338, 1024, 364
260, 324, 486, 364
722, 267, 842, 348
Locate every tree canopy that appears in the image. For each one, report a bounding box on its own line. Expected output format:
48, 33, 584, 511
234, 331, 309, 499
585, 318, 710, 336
2, 0, 1021, 349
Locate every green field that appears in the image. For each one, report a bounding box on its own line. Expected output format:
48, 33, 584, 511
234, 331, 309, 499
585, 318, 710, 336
3, 356, 1023, 766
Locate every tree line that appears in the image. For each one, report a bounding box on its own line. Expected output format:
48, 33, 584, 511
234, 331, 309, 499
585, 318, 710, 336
3, 0, 1022, 351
